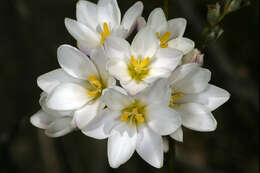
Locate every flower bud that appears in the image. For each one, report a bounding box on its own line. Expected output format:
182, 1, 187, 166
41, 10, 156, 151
207, 3, 221, 26
228, 0, 251, 13
182, 49, 204, 66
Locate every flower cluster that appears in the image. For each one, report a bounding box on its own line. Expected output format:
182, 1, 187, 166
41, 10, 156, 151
30, 0, 230, 169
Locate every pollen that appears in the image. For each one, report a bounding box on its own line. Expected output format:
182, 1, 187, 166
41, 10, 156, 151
156, 32, 171, 48
87, 75, 104, 99
170, 91, 184, 108
128, 56, 150, 82
100, 22, 111, 45
120, 101, 146, 125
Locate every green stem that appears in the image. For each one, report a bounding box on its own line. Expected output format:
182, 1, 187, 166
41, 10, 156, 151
164, 0, 169, 19
167, 137, 176, 173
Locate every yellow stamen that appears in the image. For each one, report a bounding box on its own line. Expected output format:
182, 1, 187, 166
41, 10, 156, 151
120, 113, 129, 122
135, 115, 145, 123
172, 93, 184, 100
87, 90, 100, 97
128, 56, 150, 81
87, 75, 103, 98
120, 101, 146, 125
160, 32, 171, 43
140, 57, 150, 68
100, 23, 111, 45
131, 56, 138, 67
89, 75, 102, 89
170, 92, 184, 107
156, 32, 172, 48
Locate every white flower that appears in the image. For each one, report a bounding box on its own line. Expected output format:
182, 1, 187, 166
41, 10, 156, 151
105, 26, 183, 95
31, 93, 76, 137
35, 45, 115, 135
83, 80, 181, 168
65, 0, 143, 54
167, 63, 230, 142
146, 8, 195, 55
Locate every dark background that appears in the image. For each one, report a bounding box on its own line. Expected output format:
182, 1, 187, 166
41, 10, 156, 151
0, 0, 259, 173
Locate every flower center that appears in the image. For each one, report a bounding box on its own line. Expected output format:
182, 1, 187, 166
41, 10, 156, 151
169, 89, 184, 108
100, 23, 111, 45
128, 56, 150, 82
120, 101, 146, 125
87, 75, 103, 99
156, 32, 171, 48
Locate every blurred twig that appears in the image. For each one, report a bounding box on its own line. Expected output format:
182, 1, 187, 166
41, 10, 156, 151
200, 0, 251, 50
164, 0, 169, 18
166, 138, 175, 173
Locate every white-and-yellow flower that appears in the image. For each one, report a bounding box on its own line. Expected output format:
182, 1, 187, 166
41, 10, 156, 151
83, 79, 181, 168
65, 0, 143, 54
31, 45, 115, 136
105, 26, 183, 95
146, 8, 195, 55
167, 63, 230, 142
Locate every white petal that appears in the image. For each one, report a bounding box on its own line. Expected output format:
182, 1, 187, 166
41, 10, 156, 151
136, 79, 171, 106
175, 85, 230, 111
30, 110, 57, 129
45, 117, 74, 138
173, 66, 212, 94
58, 45, 99, 80
108, 128, 137, 168
82, 109, 121, 139
151, 48, 183, 71
74, 100, 105, 129
39, 93, 74, 118
144, 68, 172, 84
121, 80, 149, 96
46, 83, 92, 111
102, 88, 134, 110
147, 105, 181, 136
65, 18, 100, 48
97, 0, 121, 29
110, 26, 128, 38
76, 1, 98, 31
104, 36, 131, 60
168, 18, 187, 38
90, 46, 110, 82
170, 127, 183, 142
136, 125, 164, 168
77, 41, 91, 56
37, 69, 82, 94
169, 63, 199, 84
82, 125, 109, 140
131, 26, 158, 58
176, 103, 217, 132
147, 8, 168, 34
146, 105, 181, 136
107, 59, 131, 83
121, 1, 144, 35
168, 38, 195, 55
137, 16, 147, 31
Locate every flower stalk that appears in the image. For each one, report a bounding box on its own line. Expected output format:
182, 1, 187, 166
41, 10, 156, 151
166, 138, 176, 173
164, 0, 169, 19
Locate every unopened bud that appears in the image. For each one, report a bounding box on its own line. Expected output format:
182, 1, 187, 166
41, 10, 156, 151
228, 0, 251, 13
182, 49, 204, 66
207, 3, 221, 26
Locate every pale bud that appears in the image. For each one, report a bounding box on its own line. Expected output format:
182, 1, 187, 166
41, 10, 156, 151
182, 49, 204, 66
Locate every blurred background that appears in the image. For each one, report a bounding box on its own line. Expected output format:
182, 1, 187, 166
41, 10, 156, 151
0, 0, 259, 173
